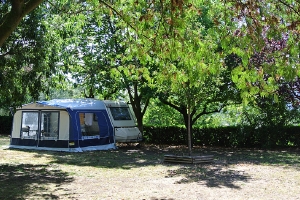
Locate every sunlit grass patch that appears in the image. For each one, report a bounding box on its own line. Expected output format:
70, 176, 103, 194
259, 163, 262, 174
0, 135, 299, 199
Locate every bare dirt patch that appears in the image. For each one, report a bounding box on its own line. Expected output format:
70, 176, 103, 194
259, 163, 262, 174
1, 136, 300, 200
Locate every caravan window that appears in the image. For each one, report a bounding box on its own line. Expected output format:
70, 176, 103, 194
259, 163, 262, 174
109, 107, 131, 120
79, 112, 100, 139
21, 112, 39, 138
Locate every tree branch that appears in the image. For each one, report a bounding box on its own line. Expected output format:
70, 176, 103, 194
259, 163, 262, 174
0, 0, 44, 47
98, 0, 136, 32
98, 0, 150, 40
159, 98, 185, 113
141, 96, 150, 116
277, 0, 300, 17
24, 0, 44, 14
192, 103, 225, 125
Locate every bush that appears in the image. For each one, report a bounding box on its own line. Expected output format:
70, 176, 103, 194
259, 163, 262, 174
143, 125, 187, 145
0, 116, 13, 135
143, 125, 300, 148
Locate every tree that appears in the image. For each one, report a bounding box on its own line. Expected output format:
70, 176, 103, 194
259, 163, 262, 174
0, 3, 62, 108
111, 63, 155, 133
217, 0, 300, 101
62, 13, 124, 99
48, 1, 155, 134
158, 60, 240, 154
97, 1, 238, 153
0, 0, 43, 47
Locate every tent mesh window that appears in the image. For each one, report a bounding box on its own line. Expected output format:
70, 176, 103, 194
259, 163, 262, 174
41, 111, 59, 139
21, 111, 59, 140
21, 112, 39, 138
79, 112, 100, 139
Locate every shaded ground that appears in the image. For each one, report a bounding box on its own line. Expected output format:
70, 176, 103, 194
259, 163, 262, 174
0, 135, 300, 199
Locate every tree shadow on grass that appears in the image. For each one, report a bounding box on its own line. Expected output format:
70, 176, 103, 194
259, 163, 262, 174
202, 147, 300, 170
29, 145, 299, 172
166, 165, 250, 189
12, 145, 300, 191
43, 145, 165, 170
162, 146, 299, 189
43, 145, 252, 189
0, 163, 74, 200
10, 144, 300, 171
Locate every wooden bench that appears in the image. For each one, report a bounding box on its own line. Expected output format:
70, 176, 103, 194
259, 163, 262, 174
164, 154, 214, 164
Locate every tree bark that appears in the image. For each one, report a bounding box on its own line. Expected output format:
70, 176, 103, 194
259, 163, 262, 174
0, 0, 44, 47
126, 82, 150, 134
187, 104, 192, 156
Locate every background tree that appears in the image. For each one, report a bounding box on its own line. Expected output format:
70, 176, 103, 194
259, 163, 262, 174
217, 0, 300, 101
61, 13, 124, 99
143, 98, 184, 126
112, 63, 156, 133
47, 1, 157, 133
0, 3, 62, 108
2, 1, 300, 105
0, 0, 43, 47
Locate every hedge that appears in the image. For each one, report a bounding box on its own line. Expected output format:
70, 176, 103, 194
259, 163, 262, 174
143, 125, 300, 148
0, 116, 13, 135
1, 115, 299, 148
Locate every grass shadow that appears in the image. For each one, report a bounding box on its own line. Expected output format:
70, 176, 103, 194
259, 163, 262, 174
203, 147, 300, 169
0, 163, 74, 200
162, 146, 299, 189
166, 164, 250, 189
2, 134, 300, 191
43, 145, 165, 169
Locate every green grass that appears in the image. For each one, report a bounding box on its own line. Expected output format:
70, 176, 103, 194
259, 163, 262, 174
1, 134, 300, 199
0, 134, 9, 146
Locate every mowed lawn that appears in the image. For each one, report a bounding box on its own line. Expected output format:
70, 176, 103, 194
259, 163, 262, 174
1, 134, 300, 200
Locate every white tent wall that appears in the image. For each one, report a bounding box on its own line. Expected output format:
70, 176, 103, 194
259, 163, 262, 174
11, 111, 22, 138
59, 111, 70, 140
11, 104, 70, 141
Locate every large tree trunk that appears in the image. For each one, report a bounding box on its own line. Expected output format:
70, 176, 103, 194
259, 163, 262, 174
0, 0, 43, 47
183, 108, 193, 155
126, 82, 150, 136
135, 111, 144, 134
187, 105, 192, 156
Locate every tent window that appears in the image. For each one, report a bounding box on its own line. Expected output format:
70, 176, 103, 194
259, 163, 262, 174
41, 112, 59, 138
21, 112, 39, 138
109, 107, 131, 120
21, 111, 59, 139
79, 113, 100, 139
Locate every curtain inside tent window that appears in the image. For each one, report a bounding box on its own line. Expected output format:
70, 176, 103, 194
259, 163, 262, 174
85, 113, 93, 126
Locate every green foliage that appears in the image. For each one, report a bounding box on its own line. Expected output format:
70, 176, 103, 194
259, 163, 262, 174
217, 1, 300, 102
0, 116, 13, 135
1, 1, 300, 106
143, 125, 300, 148
39, 86, 83, 100
1, 1, 300, 151
143, 99, 184, 126
0, 2, 63, 108
240, 97, 300, 147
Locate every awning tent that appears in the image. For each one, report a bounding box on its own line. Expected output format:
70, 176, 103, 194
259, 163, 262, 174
10, 99, 116, 152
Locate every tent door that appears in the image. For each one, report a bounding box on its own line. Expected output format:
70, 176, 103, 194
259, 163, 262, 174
21, 111, 60, 146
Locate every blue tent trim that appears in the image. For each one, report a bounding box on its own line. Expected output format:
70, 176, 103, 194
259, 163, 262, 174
68, 109, 115, 147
